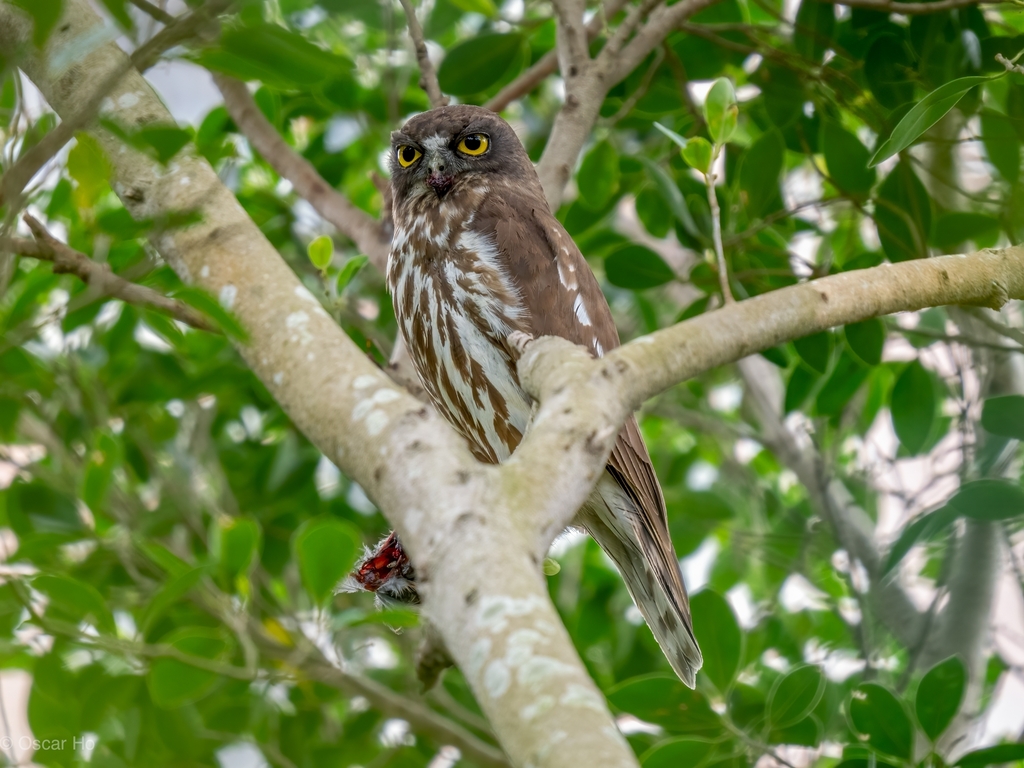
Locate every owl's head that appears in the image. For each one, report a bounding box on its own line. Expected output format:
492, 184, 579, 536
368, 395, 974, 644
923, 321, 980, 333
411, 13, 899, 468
389, 105, 539, 203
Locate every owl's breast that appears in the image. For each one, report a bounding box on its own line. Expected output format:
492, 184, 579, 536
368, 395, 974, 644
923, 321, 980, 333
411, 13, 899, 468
388, 205, 532, 464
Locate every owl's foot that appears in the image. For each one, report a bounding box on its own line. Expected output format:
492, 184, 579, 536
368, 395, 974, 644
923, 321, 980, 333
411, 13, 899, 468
505, 330, 535, 361
341, 530, 420, 608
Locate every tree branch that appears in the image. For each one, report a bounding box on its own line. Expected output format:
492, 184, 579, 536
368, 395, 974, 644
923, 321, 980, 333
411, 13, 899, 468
0, 215, 218, 332
536, 0, 721, 207
0, 4, 641, 766
399, 0, 449, 109
0, 0, 231, 207
10, 2, 1024, 766
735, 356, 925, 649
817, 0, 984, 14
250, 627, 509, 768
484, 0, 630, 113
213, 74, 391, 273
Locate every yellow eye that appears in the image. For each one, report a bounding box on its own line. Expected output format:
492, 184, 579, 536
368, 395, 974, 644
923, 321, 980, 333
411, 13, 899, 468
396, 145, 421, 168
457, 134, 489, 156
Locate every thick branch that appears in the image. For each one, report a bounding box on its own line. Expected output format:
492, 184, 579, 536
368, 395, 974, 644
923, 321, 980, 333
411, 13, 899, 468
0, 4, 640, 766
605, 247, 1024, 412
213, 74, 391, 273
0, 217, 217, 332
399, 0, 449, 109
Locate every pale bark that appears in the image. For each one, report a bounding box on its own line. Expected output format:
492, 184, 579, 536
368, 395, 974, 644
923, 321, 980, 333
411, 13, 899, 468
4, 1, 1024, 766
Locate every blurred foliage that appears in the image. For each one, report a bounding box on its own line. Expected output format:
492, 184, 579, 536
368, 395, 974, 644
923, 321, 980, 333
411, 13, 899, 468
1, 0, 1024, 766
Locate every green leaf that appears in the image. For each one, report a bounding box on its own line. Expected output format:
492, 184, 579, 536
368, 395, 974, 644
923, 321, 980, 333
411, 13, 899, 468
768, 714, 822, 747
171, 286, 249, 341
654, 122, 690, 151
216, 516, 260, 581
99, 0, 132, 28
134, 125, 191, 165
948, 479, 1024, 521
140, 566, 211, 633
605, 244, 675, 289
844, 319, 885, 366
11, 0, 63, 46
822, 121, 875, 197
932, 212, 1000, 251
982, 395, 1024, 439
608, 674, 721, 734
641, 738, 715, 768
891, 361, 935, 454
863, 35, 914, 110
636, 187, 672, 238
816, 352, 869, 416
201, 22, 352, 88
68, 133, 111, 208
882, 505, 957, 576
682, 137, 714, 175
704, 78, 738, 145
6, 481, 83, 535
793, 332, 833, 374
337, 255, 369, 292
794, 0, 835, 62
448, 0, 498, 15
871, 76, 992, 166
638, 156, 700, 237
956, 744, 1024, 768
691, 590, 741, 692
147, 628, 229, 708
849, 683, 913, 759
916, 656, 965, 741
438, 33, 525, 95
307, 235, 334, 271
739, 131, 784, 217
767, 665, 825, 728
981, 110, 1020, 184
578, 141, 621, 210
785, 364, 819, 413
34, 575, 116, 634
875, 161, 932, 262
294, 517, 360, 605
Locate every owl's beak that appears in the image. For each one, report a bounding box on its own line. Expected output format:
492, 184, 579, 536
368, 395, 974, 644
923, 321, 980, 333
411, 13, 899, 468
424, 150, 455, 199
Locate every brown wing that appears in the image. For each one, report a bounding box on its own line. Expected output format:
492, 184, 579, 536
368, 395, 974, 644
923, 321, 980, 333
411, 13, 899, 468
474, 187, 676, 544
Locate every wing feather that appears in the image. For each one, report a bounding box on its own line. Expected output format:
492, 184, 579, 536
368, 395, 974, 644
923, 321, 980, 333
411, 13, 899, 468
476, 187, 675, 552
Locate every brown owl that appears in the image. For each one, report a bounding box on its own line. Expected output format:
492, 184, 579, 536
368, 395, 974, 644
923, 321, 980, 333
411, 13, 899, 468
385, 104, 702, 686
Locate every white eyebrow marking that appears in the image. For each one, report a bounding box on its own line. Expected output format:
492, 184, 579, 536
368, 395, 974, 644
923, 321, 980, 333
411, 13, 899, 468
421, 135, 449, 154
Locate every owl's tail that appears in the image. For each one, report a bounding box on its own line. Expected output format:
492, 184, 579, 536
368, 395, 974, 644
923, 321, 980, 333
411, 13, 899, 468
582, 475, 703, 688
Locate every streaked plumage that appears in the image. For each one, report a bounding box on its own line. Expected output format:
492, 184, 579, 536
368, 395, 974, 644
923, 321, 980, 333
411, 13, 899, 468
385, 105, 702, 686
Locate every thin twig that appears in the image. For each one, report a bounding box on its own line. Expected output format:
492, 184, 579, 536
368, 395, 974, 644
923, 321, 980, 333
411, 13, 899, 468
996, 51, 1024, 75
817, 0, 986, 13
891, 322, 1024, 353
398, 0, 449, 108
964, 307, 1024, 347
0, 215, 217, 332
0, 0, 232, 207
706, 149, 734, 303
483, 0, 630, 112
126, 0, 175, 24
253, 630, 510, 768
213, 74, 391, 273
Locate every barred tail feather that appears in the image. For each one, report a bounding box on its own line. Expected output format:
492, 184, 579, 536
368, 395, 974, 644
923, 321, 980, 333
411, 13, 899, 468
583, 476, 703, 688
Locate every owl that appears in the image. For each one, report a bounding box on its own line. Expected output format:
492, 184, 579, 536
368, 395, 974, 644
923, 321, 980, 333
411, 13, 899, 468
384, 104, 702, 686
